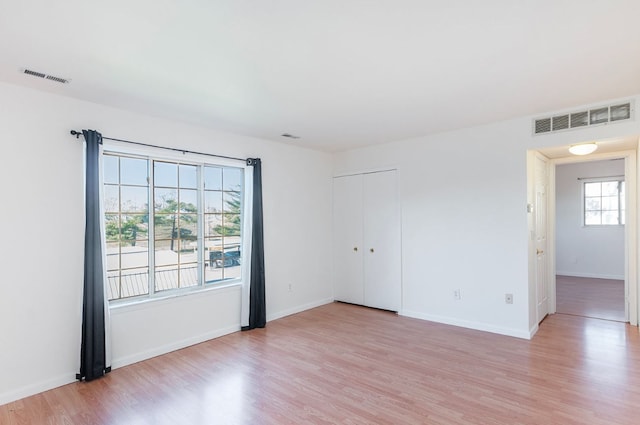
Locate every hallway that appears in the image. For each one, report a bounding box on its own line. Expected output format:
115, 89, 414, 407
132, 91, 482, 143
556, 275, 625, 321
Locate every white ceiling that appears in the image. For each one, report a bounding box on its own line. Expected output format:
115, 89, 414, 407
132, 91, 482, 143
1, 0, 639, 152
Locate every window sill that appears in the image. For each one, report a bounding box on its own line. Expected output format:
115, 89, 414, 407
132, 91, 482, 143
109, 280, 243, 312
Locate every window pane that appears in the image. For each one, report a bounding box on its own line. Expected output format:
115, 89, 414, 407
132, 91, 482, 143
205, 264, 223, 283
154, 214, 176, 240
105, 214, 120, 242
119, 268, 150, 298
602, 211, 618, 225
179, 243, 198, 263
155, 265, 180, 292
223, 167, 243, 191
154, 162, 178, 187
155, 188, 178, 211
585, 197, 601, 211
585, 211, 601, 225
120, 214, 148, 244
221, 214, 242, 236
120, 157, 148, 186
121, 186, 148, 212
602, 181, 619, 196
179, 189, 198, 210
120, 242, 149, 269
205, 214, 223, 237
179, 214, 198, 241
224, 264, 241, 280
584, 182, 601, 197
180, 265, 199, 288
204, 166, 222, 190
179, 164, 197, 189
205, 191, 223, 213
108, 267, 150, 301
106, 270, 120, 300
223, 244, 242, 276
155, 244, 178, 267
601, 196, 618, 211
106, 242, 120, 271
104, 185, 119, 212
104, 156, 119, 184
223, 191, 242, 213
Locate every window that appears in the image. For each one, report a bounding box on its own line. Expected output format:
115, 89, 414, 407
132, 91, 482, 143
104, 152, 244, 302
583, 179, 625, 226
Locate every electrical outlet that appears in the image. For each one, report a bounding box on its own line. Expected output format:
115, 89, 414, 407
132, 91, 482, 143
288, 283, 293, 293
505, 293, 513, 304
454, 289, 461, 300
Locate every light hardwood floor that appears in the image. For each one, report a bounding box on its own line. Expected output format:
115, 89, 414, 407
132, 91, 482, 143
556, 275, 625, 321
2, 302, 640, 424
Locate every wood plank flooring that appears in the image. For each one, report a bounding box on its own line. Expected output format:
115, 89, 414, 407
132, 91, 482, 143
556, 275, 625, 321
2, 302, 640, 424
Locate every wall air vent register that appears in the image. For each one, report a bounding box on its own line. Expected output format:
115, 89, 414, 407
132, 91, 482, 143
533, 101, 633, 135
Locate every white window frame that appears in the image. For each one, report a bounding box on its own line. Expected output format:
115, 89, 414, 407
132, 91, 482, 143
581, 176, 625, 227
102, 141, 250, 304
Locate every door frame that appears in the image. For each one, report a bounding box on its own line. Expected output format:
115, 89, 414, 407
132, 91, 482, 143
545, 149, 637, 325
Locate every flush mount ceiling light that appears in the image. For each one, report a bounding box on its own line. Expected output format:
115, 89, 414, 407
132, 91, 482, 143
568, 142, 598, 155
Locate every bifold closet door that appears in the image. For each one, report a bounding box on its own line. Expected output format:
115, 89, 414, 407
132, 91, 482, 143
333, 174, 364, 305
333, 170, 401, 312
363, 170, 401, 311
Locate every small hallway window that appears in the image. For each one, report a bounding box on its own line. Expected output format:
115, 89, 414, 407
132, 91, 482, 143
583, 179, 625, 226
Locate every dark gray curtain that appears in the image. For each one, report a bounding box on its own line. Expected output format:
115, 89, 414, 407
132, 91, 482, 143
77, 129, 109, 381
242, 158, 266, 330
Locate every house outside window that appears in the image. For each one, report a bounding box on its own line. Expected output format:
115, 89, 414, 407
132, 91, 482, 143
103, 152, 244, 302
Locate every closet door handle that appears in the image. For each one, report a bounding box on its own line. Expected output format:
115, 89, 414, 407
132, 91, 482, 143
353, 247, 358, 252
370, 248, 374, 253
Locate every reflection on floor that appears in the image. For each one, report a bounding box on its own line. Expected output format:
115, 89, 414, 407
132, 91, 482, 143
3, 302, 640, 424
556, 275, 625, 322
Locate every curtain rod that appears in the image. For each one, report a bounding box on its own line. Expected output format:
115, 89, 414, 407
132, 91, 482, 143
577, 175, 624, 180
70, 130, 247, 163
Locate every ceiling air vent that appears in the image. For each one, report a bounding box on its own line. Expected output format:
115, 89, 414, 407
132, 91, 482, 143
21, 68, 70, 84
281, 133, 301, 139
534, 118, 551, 134
533, 101, 633, 135
552, 114, 569, 131
570, 111, 588, 128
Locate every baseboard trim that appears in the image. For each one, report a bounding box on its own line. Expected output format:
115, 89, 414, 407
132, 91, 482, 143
267, 297, 334, 322
111, 324, 241, 370
400, 310, 532, 340
529, 322, 540, 339
113, 297, 335, 369
556, 271, 624, 280
0, 373, 76, 406
1, 297, 335, 407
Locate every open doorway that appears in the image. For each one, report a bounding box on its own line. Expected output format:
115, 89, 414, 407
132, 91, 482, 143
529, 137, 639, 331
555, 159, 625, 321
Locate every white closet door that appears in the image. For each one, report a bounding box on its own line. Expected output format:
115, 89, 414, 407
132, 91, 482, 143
333, 174, 364, 305
363, 170, 401, 311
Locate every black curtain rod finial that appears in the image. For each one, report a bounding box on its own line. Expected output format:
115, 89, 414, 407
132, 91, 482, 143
71, 130, 82, 139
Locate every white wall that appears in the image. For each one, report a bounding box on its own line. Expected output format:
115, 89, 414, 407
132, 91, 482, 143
555, 160, 625, 279
333, 94, 640, 339
0, 81, 333, 405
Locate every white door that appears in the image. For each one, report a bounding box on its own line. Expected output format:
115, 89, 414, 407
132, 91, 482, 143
535, 155, 548, 322
333, 175, 364, 304
363, 170, 401, 311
